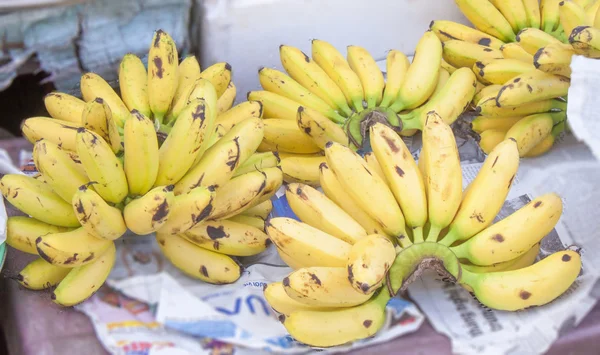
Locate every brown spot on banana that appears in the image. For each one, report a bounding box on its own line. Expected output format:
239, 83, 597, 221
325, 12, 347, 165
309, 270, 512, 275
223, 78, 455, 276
492, 234, 504, 242
154, 29, 165, 47
309, 273, 321, 286
534, 201, 542, 208
519, 290, 531, 300
192, 105, 206, 122
83, 253, 95, 262
282, 276, 290, 287
363, 320, 372, 328
492, 156, 499, 168
207, 225, 228, 239
152, 200, 170, 222
64, 253, 79, 264
395, 166, 405, 177
562, 254, 571, 262
153, 57, 164, 79
526, 84, 533, 93
200, 265, 209, 277
382, 132, 400, 153
478, 38, 491, 46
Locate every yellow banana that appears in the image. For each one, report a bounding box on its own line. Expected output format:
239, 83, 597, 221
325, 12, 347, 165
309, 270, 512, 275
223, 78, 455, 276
534, 43, 575, 77
499, 42, 535, 62
380, 49, 411, 108
346, 234, 396, 294
478, 129, 508, 154
523, 0, 542, 29
471, 115, 524, 132
280, 45, 353, 116
489, 0, 529, 33
429, 20, 505, 49
76, 128, 128, 203
262, 118, 321, 154
32, 139, 89, 202
80, 72, 129, 127
369, 123, 427, 242
198, 62, 232, 98
569, 25, 600, 58
363, 152, 386, 181
241, 199, 273, 220
461, 242, 540, 273
430, 67, 451, 99
72, 184, 127, 240
474, 58, 537, 85
174, 55, 201, 104
81, 98, 110, 142
440, 139, 519, 246
216, 100, 263, 131
157, 186, 215, 235
319, 162, 388, 236
147, 29, 178, 123
118, 53, 151, 117
422, 112, 462, 242
267, 217, 352, 267
208, 170, 268, 220
442, 40, 504, 69
452, 193, 563, 265
226, 215, 265, 231
283, 266, 373, 307
157, 233, 242, 284
155, 99, 213, 186
0, 174, 80, 227
124, 185, 174, 235
21, 117, 82, 152
347, 45, 385, 108
174, 117, 264, 194
6, 216, 72, 255
477, 94, 567, 117
36, 227, 112, 267
390, 31, 442, 112
258, 67, 344, 123
524, 121, 565, 157
52, 243, 116, 306
233, 151, 280, 177
264, 281, 335, 315
217, 82, 236, 114
459, 249, 580, 311
495, 70, 570, 108
454, 0, 517, 42
16, 257, 70, 290
296, 106, 348, 149
325, 141, 407, 240
285, 183, 367, 244
104, 107, 122, 154
182, 219, 269, 256
281, 286, 390, 348
44, 92, 85, 124
311, 39, 364, 112
123, 110, 159, 196
248, 167, 283, 207
506, 111, 565, 156
168, 78, 218, 123
592, 1, 600, 26
473, 84, 502, 105
559, 0, 589, 36
247, 90, 304, 122
541, 0, 563, 32
280, 155, 327, 187
516, 27, 570, 55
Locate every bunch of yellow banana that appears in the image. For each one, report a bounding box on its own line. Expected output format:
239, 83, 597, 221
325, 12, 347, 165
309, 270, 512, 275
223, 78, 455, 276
4, 29, 283, 307
263, 116, 580, 347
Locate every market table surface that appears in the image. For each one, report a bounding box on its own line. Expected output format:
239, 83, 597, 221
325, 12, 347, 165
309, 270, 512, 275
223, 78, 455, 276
0, 137, 599, 355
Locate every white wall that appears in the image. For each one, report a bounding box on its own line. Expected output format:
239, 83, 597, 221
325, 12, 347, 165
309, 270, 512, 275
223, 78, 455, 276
198, 0, 469, 102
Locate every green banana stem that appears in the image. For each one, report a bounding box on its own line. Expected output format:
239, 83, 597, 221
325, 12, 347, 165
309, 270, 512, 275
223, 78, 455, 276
344, 108, 403, 150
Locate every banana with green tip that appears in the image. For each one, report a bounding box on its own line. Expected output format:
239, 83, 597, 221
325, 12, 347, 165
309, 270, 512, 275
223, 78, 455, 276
524, 121, 565, 157
72, 184, 127, 240
442, 40, 504, 69
280, 45, 352, 117
157, 186, 214, 235
123, 110, 159, 196
44, 92, 85, 124
476, 95, 567, 117
459, 248, 580, 311
379, 49, 411, 108
422, 112, 462, 242
81, 98, 111, 142
569, 25, 600, 58
474, 58, 537, 85
495, 70, 570, 108
216, 100, 263, 131
325, 141, 407, 240
499, 43, 535, 62
198, 62, 232, 98
32, 139, 90, 202
76, 128, 128, 204
104, 106, 122, 154
21, 117, 82, 152
286, 183, 367, 244
453, 0, 517, 42
119, 53, 151, 117
283, 266, 374, 307
347, 45, 385, 108
523, 0, 542, 29
267, 217, 352, 267
280, 155, 326, 187
174, 117, 264, 194
311, 39, 364, 112
280, 285, 390, 348
157, 233, 242, 284
505, 111, 565, 156
80, 72, 129, 127
541, 0, 563, 32
264, 281, 335, 315
147, 29, 178, 123
52, 242, 116, 306
319, 162, 389, 236
451, 192, 563, 265
217, 82, 236, 114
16, 257, 71, 290
174, 55, 201, 103
390, 31, 442, 112
489, 0, 529, 33
182, 219, 269, 256
534, 42, 575, 77
369, 123, 427, 243
208, 170, 268, 220
440, 138, 520, 247
429, 20, 505, 49
258, 67, 344, 122
36, 226, 112, 267
347, 234, 396, 294
0, 174, 80, 227
124, 185, 174, 235
461, 242, 540, 273
6, 216, 72, 255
